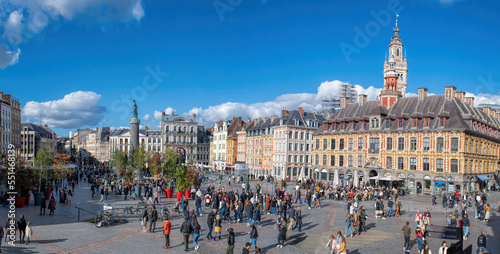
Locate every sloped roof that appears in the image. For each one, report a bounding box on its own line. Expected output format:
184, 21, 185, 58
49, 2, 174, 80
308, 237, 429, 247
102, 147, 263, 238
318, 94, 500, 138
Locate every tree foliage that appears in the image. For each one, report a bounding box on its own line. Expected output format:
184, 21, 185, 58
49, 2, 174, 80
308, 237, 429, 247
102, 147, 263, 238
111, 149, 128, 177
175, 165, 197, 192
162, 148, 179, 184
33, 146, 54, 191
148, 151, 162, 186
52, 153, 71, 180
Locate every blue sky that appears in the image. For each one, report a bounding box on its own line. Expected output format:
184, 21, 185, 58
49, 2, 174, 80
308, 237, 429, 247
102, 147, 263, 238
1, 0, 500, 136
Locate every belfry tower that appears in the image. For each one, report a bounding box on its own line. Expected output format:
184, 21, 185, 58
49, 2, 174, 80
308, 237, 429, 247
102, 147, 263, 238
383, 15, 408, 96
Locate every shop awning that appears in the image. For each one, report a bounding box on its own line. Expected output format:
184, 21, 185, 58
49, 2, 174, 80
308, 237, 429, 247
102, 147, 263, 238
477, 175, 490, 181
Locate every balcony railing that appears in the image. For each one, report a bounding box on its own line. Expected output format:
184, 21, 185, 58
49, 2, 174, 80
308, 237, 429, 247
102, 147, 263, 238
368, 148, 379, 154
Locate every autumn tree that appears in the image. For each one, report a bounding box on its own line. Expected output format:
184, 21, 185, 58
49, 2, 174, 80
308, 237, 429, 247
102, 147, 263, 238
162, 147, 179, 189
111, 149, 128, 177
147, 151, 162, 187
34, 146, 54, 192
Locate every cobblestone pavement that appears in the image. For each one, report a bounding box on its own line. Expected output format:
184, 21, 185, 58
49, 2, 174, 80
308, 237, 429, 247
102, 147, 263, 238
1, 176, 499, 254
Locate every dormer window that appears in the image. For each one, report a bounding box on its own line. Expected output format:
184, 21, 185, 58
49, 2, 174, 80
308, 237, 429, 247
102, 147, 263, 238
439, 117, 445, 127
350, 121, 354, 129
370, 117, 380, 129
411, 118, 418, 128
385, 119, 390, 128
424, 118, 429, 127
360, 121, 364, 129
341, 122, 345, 130
398, 118, 404, 128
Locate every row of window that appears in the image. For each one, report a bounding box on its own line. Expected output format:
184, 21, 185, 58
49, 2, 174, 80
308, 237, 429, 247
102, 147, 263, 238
315, 137, 460, 152
324, 117, 447, 131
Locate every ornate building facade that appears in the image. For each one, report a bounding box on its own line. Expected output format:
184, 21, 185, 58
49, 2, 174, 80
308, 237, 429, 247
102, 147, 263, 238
312, 24, 499, 194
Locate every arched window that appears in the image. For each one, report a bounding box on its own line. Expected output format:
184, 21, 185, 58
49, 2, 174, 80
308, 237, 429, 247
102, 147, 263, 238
397, 48, 400, 56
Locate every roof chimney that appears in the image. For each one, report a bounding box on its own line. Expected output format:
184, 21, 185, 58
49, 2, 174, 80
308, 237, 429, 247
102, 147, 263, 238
358, 94, 367, 105
444, 86, 456, 100
483, 107, 491, 116
456, 91, 465, 101
298, 107, 304, 116
281, 106, 288, 117
464, 97, 475, 107
418, 87, 428, 101
340, 97, 349, 108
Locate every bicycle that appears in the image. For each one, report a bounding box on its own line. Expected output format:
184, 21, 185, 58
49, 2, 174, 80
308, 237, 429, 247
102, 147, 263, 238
95, 211, 114, 228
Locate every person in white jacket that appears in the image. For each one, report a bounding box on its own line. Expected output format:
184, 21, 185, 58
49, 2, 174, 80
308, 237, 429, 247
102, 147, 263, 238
25, 222, 33, 244
325, 234, 337, 254
438, 241, 448, 254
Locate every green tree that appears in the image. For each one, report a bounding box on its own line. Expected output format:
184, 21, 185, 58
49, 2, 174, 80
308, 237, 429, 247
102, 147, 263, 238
162, 147, 179, 189
33, 146, 54, 192
111, 149, 128, 177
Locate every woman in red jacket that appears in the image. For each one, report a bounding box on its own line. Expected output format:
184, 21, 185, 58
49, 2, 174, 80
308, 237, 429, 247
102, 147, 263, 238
415, 226, 424, 252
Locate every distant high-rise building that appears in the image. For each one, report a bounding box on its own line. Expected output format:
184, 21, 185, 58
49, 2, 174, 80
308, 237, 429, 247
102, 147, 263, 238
0, 92, 21, 156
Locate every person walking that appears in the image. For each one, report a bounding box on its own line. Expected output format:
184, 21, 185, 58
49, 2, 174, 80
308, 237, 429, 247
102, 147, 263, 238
462, 213, 470, 240
338, 236, 347, 254
415, 227, 424, 253
253, 205, 261, 227
25, 222, 32, 244
293, 206, 303, 232
295, 188, 302, 204
141, 206, 149, 232
388, 198, 394, 217
48, 196, 56, 216
306, 190, 312, 209
402, 221, 411, 252
484, 203, 491, 222
395, 198, 401, 217
40, 196, 46, 216
207, 210, 215, 240
277, 216, 287, 248
193, 221, 201, 250
345, 212, 353, 237
180, 216, 193, 251
249, 224, 259, 250
163, 216, 171, 249
214, 214, 222, 240
195, 195, 202, 216
149, 205, 159, 233
100, 187, 105, 203
438, 241, 448, 254
17, 215, 27, 243
477, 231, 486, 253
226, 228, 235, 254
325, 234, 337, 254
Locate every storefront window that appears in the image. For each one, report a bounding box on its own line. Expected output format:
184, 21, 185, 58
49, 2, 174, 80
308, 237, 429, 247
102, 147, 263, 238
409, 180, 415, 188
321, 172, 327, 180
424, 180, 431, 190
329, 173, 334, 181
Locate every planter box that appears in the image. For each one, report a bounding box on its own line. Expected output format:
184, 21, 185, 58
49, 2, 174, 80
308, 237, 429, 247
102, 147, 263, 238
34, 193, 43, 206
15, 196, 26, 208
184, 190, 191, 199
176, 191, 183, 201
25, 194, 31, 205
45, 188, 51, 200
166, 189, 173, 198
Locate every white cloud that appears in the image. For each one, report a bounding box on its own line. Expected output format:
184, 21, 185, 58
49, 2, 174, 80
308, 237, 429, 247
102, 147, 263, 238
0, 44, 21, 69
142, 114, 151, 121
185, 80, 382, 125
153, 107, 175, 121
22, 91, 106, 129
0, 0, 145, 68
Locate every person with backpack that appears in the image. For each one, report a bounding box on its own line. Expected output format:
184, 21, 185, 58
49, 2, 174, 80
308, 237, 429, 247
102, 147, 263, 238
477, 231, 486, 253
180, 216, 193, 251
293, 206, 303, 232
248, 224, 258, 249
149, 205, 158, 233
